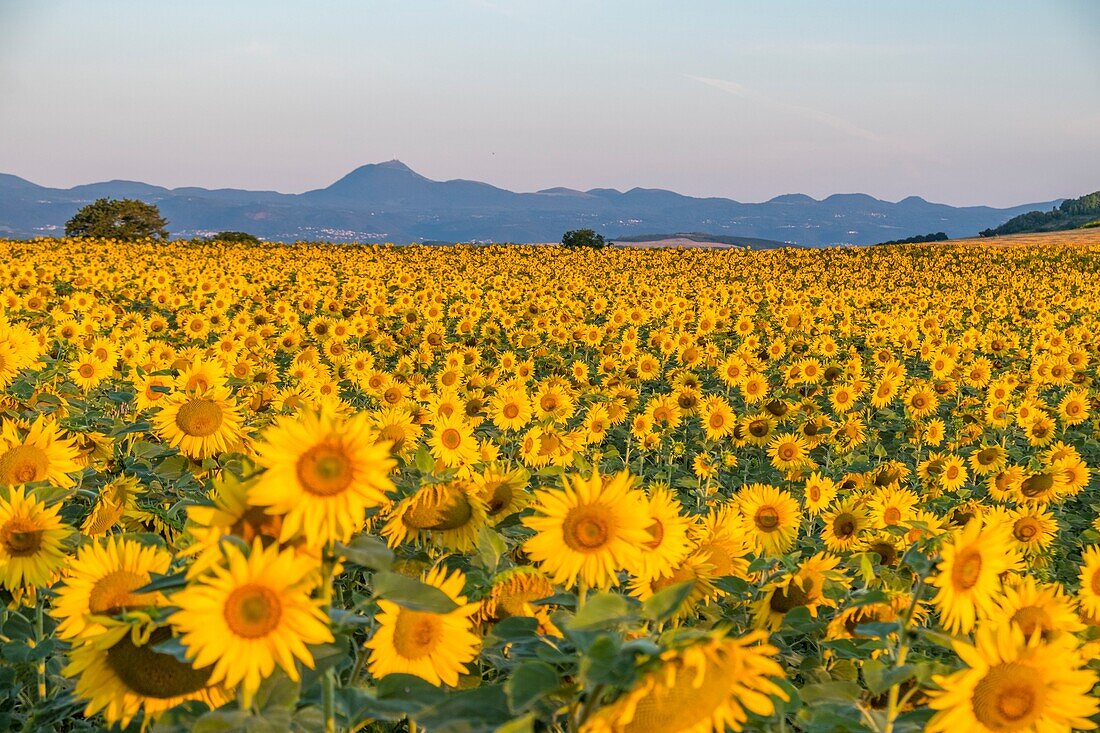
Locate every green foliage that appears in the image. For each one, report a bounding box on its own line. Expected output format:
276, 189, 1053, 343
208, 231, 262, 244
561, 228, 606, 249
64, 198, 169, 240
874, 232, 948, 246
980, 190, 1100, 236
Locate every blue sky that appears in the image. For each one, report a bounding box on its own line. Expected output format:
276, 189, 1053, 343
1, 0, 1097, 206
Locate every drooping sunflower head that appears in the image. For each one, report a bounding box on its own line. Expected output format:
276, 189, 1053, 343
382, 481, 488, 552
581, 632, 788, 733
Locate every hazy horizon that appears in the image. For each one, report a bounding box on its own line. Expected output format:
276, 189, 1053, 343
2, 1, 1098, 208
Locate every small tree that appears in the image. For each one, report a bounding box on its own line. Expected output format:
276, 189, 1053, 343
561, 229, 606, 249
65, 198, 169, 241
209, 231, 261, 244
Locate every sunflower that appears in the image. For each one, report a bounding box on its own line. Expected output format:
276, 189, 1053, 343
250, 409, 395, 546
753, 553, 844, 630
929, 520, 1021, 634
969, 444, 1008, 476
70, 351, 111, 391
802, 472, 838, 515
987, 576, 1084, 641
428, 413, 481, 468
821, 499, 869, 552
692, 506, 752, 579
634, 486, 693, 581
475, 567, 559, 635
1077, 546, 1100, 620
867, 486, 918, 529
1006, 506, 1057, 556
768, 432, 809, 472
628, 550, 720, 621
151, 387, 246, 459
0, 485, 71, 592
171, 541, 333, 705
365, 565, 481, 686
737, 484, 801, 557
927, 624, 1098, 733
488, 387, 532, 432
0, 415, 82, 487
937, 455, 968, 492
701, 398, 735, 441
469, 464, 529, 522
64, 619, 231, 728
381, 481, 488, 552
580, 633, 787, 733
523, 470, 650, 590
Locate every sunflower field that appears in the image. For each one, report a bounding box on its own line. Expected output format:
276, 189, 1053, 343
1, 236, 1099, 733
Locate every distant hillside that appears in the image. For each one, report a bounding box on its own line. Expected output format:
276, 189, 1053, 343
874, 232, 949, 246
0, 161, 1064, 246
980, 191, 1100, 237
612, 232, 789, 249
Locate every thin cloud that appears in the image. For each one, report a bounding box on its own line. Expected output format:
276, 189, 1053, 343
686, 74, 884, 144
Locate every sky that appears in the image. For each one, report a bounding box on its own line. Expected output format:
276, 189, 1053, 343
1, 0, 1098, 207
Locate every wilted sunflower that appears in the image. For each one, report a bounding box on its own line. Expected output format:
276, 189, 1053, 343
469, 464, 529, 522
929, 519, 1021, 634
64, 619, 231, 728
250, 409, 395, 546
737, 483, 802, 557
52, 537, 171, 641
365, 565, 481, 686
171, 541, 333, 705
581, 632, 787, 733
381, 481, 488, 552
151, 387, 246, 459
0, 485, 71, 592
475, 567, 558, 635
927, 624, 1098, 733
0, 415, 82, 487
523, 470, 650, 590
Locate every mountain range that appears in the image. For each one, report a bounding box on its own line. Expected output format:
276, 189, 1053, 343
0, 160, 1063, 246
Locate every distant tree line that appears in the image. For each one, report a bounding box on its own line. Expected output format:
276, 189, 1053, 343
980, 191, 1100, 237
874, 232, 949, 246
63, 198, 265, 244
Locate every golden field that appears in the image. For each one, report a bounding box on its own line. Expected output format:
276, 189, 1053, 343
0, 233, 1099, 733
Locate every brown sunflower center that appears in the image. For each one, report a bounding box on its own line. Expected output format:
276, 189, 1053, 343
439, 428, 463, 451
105, 626, 214, 699
0, 444, 50, 485
88, 569, 155, 615
1020, 473, 1053, 498
754, 506, 781, 531
777, 444, 799, 461
480, 480, 513, 516
883, 506, 902, 525
223, 583, 283, 639
296, 442, 354, 497
1, 517, 45, 557
832, 513, 858, 538
562, 505, 613, 551
1013, 519, 1038, 542
392, 610, 442, 659
230, 506, 284, 546
78, 363, 96, 378
174, 399, 224, 437
770, 577, 812, 613
502, 403, 520, 419
1010, 606, 1050, 640
971, 662, 1044, 731
951, 548, 983, 590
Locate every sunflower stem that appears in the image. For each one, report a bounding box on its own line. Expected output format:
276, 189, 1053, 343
35, 596, 46, 701
883, 573, 925, 733
322, 542, 337, 733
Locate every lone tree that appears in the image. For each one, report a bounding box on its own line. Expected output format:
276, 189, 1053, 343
561, 228, 606, 249
65, 198, 169, 241
209, 231, 261, 244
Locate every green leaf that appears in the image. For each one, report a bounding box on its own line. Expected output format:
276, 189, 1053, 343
336, 535, 394, 570
641, 581, 693, 621
568, 592, 637, 630
798, 681, 862, 703
414, 446, 436, 473
372, 570, 458, 612
505, 661, 560, 712
475, 526, 507, 572
136, 571, 188, 594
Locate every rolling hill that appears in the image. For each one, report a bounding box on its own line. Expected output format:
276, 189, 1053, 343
0, 161, 1063, 246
